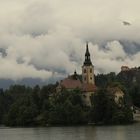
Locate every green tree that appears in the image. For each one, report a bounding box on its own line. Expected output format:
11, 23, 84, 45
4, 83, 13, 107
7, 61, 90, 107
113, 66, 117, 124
48, 89, 87, 125
90, 88, 133, 124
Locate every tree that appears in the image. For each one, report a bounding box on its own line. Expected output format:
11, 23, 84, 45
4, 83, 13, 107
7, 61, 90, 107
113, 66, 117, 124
6, 94, 39, 126
129, 84, 140, 107
90, 88, 133, 124
48, 89, 87, 125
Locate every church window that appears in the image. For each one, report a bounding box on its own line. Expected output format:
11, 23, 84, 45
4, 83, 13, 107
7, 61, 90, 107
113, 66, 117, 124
84, 77, 86, 81
90, 77, 92, 80
90, 68, 92, 73
84, 69, 86, 73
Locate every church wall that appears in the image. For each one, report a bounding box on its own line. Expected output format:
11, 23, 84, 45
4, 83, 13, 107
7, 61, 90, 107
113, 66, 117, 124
82, 65, 95, 84
82, 92, 94, 106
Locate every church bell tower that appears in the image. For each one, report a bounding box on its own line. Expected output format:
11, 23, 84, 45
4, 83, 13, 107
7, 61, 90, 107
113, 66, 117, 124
82, 43, 95, 85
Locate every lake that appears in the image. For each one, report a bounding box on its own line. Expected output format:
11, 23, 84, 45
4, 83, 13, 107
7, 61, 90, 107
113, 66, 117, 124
0, 123, 140, 140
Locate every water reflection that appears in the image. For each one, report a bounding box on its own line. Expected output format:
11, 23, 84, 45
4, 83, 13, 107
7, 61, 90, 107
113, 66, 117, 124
0, 123, 140, 140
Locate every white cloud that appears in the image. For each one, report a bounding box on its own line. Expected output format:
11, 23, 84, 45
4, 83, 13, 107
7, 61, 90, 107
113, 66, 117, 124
0, 0, 139, 81
0, 55, 52, 81
90, 41, 140, 74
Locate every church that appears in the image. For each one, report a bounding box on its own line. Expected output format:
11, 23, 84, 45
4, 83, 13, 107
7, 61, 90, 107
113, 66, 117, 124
57, 43, 96, 106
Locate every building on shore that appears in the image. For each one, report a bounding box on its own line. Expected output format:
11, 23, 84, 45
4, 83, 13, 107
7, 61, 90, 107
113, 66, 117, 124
121, 66, 130, 72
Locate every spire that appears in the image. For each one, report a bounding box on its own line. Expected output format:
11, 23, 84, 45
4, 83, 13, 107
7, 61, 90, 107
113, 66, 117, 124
73, 70, 78, 80
84, 42, 92, 66
85, 42, 90, 56
74, 70, 77, 75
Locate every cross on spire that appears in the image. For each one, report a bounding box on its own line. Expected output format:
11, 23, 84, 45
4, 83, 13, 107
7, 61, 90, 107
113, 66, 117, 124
84, 42, 92, 66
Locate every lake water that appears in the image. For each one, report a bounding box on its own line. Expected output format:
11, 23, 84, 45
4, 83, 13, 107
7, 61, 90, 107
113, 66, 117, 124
0, 123, 140, 140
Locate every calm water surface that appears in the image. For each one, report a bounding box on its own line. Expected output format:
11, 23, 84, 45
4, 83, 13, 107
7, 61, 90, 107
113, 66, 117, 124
0, 123, 140, 140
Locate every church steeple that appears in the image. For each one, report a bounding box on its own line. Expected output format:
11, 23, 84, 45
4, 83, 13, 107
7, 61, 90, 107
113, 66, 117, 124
82, 43, 95, 84
84, 42, 92, 66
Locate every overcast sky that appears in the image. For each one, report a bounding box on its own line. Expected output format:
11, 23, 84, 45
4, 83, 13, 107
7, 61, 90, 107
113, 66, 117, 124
0, 0, 140, 81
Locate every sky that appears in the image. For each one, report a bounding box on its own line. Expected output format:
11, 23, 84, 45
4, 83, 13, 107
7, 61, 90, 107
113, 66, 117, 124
0, 0, 140, 82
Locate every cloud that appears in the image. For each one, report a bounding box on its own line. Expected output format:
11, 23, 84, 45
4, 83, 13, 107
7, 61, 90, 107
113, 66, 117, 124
0, 0, 140, 81
90, 41, 140, 74
0, 54, 52, 81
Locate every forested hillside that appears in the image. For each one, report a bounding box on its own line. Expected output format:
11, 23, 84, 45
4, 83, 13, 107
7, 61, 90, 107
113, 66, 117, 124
95, 67, 140, 107
0, 68, 140, 126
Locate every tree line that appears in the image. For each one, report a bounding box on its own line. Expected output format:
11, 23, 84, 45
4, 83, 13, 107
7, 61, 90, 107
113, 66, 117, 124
0, 85, 134, 126
0, 69, 140, 126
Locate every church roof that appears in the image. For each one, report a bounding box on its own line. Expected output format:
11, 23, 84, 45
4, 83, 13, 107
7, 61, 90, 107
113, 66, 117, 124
82, 83, 96, 92
59, 76, 96, 92
60, 77, 82, 89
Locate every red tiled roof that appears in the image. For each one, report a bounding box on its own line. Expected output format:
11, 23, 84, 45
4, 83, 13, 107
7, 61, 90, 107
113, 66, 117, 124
59, 76, 97, 92
60, 78, 82, 89
82, 83, 96, 92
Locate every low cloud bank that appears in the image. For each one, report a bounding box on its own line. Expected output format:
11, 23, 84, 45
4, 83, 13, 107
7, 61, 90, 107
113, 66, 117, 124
0, 0, 140, 81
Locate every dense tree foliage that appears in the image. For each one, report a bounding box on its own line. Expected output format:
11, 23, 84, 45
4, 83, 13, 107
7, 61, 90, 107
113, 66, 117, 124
95, 69, 140, 108
1, 68, 140, 126
48, 89, 87, 125
0, 84, 56, 126
95, 72, 116, 88
0, 85, 88, 126
129, 84, 140, 107
90, 89, 133, 124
